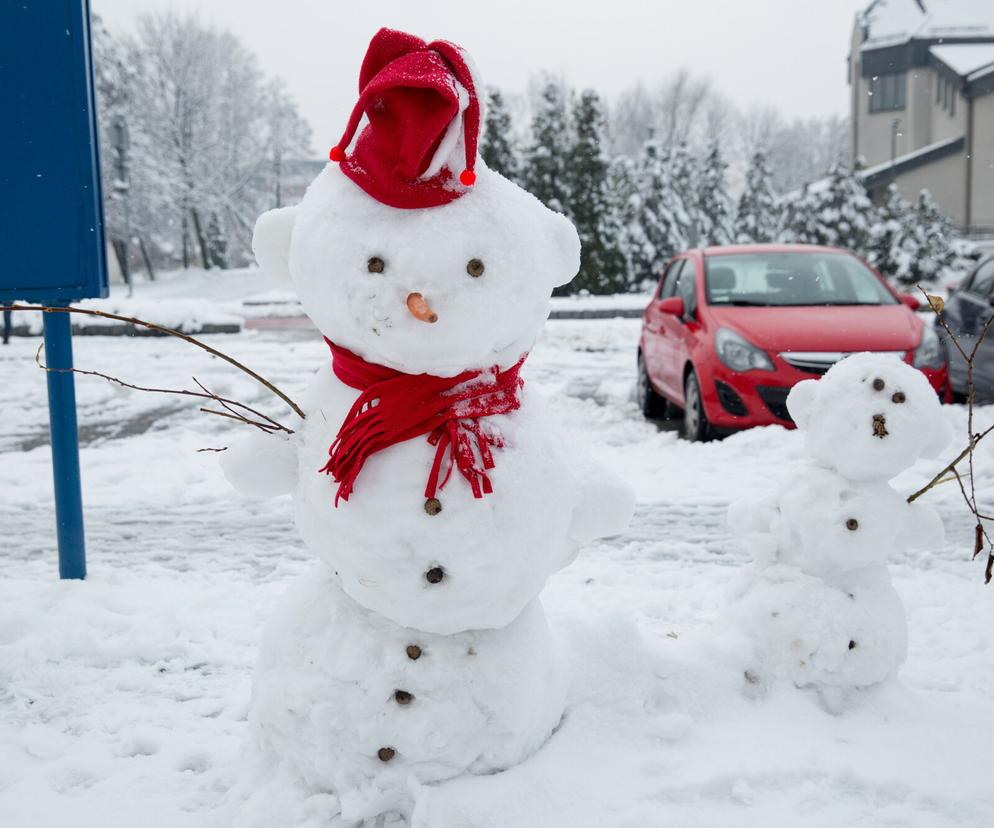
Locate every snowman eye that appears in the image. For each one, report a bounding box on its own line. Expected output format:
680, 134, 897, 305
368, 256, 385, 274
892, 391, 906, 404
466, 258, 485, 278
846, 518, 859, 531
872, 378, 885, 391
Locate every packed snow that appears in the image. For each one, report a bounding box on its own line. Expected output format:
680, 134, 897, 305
2, 307, 993, 826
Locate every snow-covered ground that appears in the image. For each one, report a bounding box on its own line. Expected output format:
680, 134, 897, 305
1, 307, 993, 826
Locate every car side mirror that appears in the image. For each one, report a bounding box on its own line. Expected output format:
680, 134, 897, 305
658, 296, 685, 317
899, 293, 921, 311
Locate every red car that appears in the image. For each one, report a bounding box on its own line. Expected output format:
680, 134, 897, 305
637, 244, 948, 440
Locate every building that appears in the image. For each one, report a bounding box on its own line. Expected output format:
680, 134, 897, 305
849, 0, 994, 233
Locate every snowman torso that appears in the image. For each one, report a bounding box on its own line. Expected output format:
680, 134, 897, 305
294, 366, 579, 634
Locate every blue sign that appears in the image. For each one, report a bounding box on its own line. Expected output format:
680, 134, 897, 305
0, 0, 108, 304
0, 0, 108, 580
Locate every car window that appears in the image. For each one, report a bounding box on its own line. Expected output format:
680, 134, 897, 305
968, 260, 994, 297
659, 260, 684, 299
705, 251, 896, 306
676, 259, 698, 317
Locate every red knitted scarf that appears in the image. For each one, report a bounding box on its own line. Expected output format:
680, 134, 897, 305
321, 340, 525, 506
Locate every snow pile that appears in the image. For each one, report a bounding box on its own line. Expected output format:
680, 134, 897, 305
2, 320, 994, 826
222, 158, 635, 824
723, 353, 950, 708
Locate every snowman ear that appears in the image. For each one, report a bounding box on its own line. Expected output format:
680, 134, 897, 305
548, 212, 581, 288
253, 206, 298, 282
786, 379, 818, 431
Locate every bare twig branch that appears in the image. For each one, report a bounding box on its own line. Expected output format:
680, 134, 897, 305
914, 286, 994, 582
3, 303, 305, 420
198, 406, 277, 432
907, 423, 994, 502
34, 344, 294, 435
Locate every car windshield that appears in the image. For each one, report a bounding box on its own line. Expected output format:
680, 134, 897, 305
705, 252, 898, 307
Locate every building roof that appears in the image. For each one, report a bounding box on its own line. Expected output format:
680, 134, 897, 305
861, 0, 994, 51
860, 136, 965, 189
930, 42, 994, 76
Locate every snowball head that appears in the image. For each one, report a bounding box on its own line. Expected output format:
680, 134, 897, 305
253, 163, 581, 377
240, 565, 566, 824
786, 353, 950, 482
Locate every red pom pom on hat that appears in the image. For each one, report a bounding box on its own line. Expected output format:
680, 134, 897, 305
459, 169, 476, 187
329, 146, 347, 162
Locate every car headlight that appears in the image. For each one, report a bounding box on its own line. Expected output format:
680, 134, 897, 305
715, 327, 774, 372
913, 324, 945, 369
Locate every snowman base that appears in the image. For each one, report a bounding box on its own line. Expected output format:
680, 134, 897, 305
726, 563, 908, 712
230, 564, 567, 825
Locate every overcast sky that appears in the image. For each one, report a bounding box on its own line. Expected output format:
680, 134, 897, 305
93, 0, 870, 152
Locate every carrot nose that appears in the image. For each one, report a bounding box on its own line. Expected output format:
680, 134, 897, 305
406, 292, 438, 323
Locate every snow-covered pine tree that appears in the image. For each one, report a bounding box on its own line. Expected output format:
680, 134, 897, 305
906, 189, 956, 285
522, 78, 571, 216
734, 150, 779, 243
481, 87, 520, 183
620, 136, 690, 289
779, 163, 876, 254
866, 184, 914, 283
696, 141, 735, 246
565, 89, 628, 294
669, 142, 700, 246
611, 156, 645, 291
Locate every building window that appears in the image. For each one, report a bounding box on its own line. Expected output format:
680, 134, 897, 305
869, 72, 907, 113
938, 73, 958, 116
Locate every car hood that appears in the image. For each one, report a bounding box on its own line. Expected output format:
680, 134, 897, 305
709, 304, 922, 354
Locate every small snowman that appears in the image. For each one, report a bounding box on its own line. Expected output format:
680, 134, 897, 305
724, 353, 949, 709
221, 28, 634, 825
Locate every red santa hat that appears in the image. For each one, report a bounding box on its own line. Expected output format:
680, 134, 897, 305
328, 28, 482, 210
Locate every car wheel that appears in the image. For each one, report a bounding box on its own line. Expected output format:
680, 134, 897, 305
683, 370, 712, 442
637, 352, 669, 419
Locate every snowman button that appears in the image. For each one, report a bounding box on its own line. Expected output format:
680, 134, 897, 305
848, 640, 857, 650
872, 378, 885, 391
424, 497, 442, 516
846, 518, 859, 531
406, 644, 422, 660
394, 690, 414, 705
425, 567, 445, 584
377, 747, 396, 762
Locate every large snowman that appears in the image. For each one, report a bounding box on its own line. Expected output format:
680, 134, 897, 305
221, 28, 634, 825
723, 354, 949, 710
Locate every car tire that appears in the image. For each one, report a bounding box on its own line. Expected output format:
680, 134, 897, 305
637, 352, 669, 419
683, 369, 712, 442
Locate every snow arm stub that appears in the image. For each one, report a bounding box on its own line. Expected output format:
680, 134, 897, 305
220, 430, 299, 498
567, 459, 636, 546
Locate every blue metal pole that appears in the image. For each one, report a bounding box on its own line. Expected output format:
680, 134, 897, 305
42, 308, 87, 579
